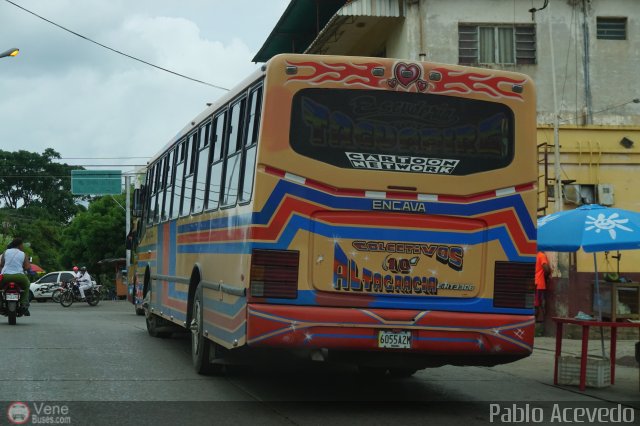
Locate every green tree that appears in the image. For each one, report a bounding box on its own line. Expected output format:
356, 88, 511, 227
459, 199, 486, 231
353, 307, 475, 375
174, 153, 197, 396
60, 194, 126, 271
0, 148, 84, 222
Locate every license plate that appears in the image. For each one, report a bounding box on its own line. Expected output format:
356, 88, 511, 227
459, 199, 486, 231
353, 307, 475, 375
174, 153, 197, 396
5, 293, 19, 301
378, 330, 411, 349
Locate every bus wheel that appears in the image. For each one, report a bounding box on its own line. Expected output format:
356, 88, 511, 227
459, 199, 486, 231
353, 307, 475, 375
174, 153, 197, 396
190, 285, 223, 375
146, 314, 171, 338
389, 368, 418, 378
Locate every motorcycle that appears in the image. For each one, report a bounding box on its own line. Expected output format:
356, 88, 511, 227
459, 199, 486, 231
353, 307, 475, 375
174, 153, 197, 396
1, 279, 26, 325
51, 281, 70, 304
59, 281, 102, 307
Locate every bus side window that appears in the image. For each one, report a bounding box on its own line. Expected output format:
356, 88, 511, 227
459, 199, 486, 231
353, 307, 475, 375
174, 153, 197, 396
160, 151, 174, 222
207, 111, 226, 211
146, 166, 156, 226
167, 146, 178, 219
181, 132, 198, 216
222, 98, 246, 207
193, 120, 211, 214
157, 157, 166, 222
153, 160, 164, 223
240, 85, 262, 203
171, 140, 185, 220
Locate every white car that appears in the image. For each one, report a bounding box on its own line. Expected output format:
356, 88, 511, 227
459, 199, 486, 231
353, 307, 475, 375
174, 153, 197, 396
29, 271, 78, 302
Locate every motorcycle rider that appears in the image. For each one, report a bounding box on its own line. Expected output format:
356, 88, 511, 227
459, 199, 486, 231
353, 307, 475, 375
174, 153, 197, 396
76, 266, 93, 300
0, 238, 32, 316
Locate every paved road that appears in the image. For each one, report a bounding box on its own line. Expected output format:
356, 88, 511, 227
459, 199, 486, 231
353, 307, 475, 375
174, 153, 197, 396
1, 302, 635, 425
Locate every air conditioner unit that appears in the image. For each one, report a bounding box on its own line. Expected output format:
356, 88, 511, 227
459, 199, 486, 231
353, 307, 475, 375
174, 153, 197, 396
564, 184, 595, 205
597, 184, 614, 206
563, 184, 582, 205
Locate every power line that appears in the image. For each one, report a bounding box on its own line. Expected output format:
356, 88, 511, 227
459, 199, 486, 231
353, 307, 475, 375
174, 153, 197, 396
4, 0, 230, 91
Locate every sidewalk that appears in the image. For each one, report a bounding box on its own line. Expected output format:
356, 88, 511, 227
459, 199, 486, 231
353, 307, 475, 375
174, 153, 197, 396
493, 337, 639, 407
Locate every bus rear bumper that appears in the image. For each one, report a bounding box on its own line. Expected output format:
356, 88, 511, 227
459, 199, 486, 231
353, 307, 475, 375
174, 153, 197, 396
246, 304, 534, 366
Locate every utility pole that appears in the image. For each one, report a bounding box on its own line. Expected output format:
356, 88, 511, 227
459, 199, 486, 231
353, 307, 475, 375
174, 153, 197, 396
547, 0, 562, 214
125, 175, 131, 271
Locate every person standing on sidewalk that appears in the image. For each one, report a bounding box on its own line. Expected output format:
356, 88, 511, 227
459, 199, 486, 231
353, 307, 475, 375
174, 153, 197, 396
535, 251, 551, 323
0, 238, 31, 316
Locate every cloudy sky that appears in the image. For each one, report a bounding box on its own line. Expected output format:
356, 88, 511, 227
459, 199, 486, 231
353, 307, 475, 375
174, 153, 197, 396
0, 0, 289, 174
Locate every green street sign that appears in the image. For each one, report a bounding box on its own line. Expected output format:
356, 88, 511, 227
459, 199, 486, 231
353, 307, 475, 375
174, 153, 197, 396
71, 170, 122, 195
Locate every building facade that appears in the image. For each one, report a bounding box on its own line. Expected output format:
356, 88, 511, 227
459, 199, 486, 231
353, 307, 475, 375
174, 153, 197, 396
255, 0, 640, 327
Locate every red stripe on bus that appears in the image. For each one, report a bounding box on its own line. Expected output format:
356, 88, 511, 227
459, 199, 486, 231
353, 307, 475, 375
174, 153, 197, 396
481, 210, 537, 255
203, 307, 246, 332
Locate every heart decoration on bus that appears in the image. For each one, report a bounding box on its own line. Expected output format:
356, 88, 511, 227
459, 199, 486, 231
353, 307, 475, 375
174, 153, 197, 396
388, 62, 428, 92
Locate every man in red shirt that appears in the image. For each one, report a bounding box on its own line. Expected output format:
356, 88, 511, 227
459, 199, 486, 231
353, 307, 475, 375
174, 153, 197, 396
535, 251, 551, 322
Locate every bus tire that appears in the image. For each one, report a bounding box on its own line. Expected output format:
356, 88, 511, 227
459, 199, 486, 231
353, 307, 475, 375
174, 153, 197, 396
146, 314, 171, 338
191, 284, 223, 375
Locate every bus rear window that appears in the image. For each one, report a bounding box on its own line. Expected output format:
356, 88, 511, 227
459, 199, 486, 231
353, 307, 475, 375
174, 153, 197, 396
290, 88, 515, 175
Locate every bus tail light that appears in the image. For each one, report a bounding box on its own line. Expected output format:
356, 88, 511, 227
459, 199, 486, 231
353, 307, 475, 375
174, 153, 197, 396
493, 261, 535, 309
250, 249, 299, 299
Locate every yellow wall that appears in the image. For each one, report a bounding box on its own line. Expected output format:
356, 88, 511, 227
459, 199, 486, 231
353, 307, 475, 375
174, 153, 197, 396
538, 125, 640, 274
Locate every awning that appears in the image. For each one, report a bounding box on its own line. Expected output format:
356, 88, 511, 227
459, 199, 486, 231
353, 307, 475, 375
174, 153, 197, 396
305, 0, 406, 56
252, 0, 346, 63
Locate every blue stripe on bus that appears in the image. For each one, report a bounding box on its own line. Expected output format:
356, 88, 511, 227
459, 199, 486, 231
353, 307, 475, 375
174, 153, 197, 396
203, 295, 246, 317
178, 214, 533, 262
157, 305, 187, 322
168, 282, 187, 299
177, 180, 536, 240
266, 290, 534, 315
206, 324, 246, 343
177, 212, 253, 234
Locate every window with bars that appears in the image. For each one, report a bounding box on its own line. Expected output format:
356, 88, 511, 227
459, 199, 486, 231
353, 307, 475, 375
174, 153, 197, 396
597, 17, 626, 40
459, 24, 536, 65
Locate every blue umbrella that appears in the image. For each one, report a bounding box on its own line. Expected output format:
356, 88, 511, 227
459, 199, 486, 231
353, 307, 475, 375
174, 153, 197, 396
538, 204, 640, 356
538, 204, 640, 253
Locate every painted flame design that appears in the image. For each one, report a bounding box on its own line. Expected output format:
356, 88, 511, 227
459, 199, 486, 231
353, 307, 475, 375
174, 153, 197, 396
285, 61, 385, 88
429, 67, 526, 100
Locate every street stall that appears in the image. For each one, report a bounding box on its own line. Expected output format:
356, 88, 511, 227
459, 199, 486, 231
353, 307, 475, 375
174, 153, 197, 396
538, 204, 640, 390
96, 258, 127, 299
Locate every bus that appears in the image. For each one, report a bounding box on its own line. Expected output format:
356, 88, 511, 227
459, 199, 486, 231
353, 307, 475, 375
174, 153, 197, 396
131, 54, 537, 376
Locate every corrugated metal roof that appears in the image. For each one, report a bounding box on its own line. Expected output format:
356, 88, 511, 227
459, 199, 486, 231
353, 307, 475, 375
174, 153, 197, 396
338, 0, 404, 17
